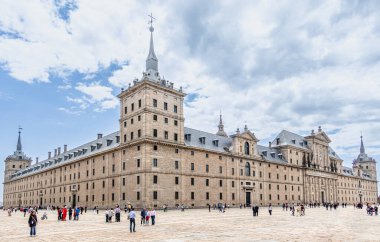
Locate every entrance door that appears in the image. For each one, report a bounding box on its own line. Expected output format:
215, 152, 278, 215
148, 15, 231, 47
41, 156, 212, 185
321, 191, 325, 203
245, 192, 251, 206
72, 194, 76, 208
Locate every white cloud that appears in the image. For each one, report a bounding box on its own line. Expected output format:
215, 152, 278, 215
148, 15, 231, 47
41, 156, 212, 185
73, 82, 118, 111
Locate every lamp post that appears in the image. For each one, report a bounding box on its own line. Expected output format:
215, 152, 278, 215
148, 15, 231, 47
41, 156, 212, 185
359, 191, 363, 205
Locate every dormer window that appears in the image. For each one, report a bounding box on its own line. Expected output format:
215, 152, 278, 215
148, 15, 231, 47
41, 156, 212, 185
107, 139, 113, 146
276, 138, 280, 145
291, 139, 296, 144
213, 140, 219, 147
270, 152, 276, 158
116, 136, 120, 143
69, 153, 73, 159
278, 154, 283, 159
97, 143, 102, 149
199, 137, 206, 144
74, 151, 78, 157
91, 145, 96, 152
82, 148, 87, 154
262, 151, 267, 156
185, 134, 191, 141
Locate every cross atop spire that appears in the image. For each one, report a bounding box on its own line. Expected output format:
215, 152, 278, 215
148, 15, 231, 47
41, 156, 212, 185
17, 126, 22, 152
146, 13, 158, 76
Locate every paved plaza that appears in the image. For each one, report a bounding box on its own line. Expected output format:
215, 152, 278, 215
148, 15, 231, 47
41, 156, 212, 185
0, 206, 379, 241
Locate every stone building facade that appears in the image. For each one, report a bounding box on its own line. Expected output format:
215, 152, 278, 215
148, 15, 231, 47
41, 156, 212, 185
3, 24, 378, 209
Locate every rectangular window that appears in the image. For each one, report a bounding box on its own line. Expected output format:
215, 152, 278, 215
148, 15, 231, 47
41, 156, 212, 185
153, 158, 158, 167
232, 181, 235, 187
124, 106, 127, 114
164, 102, 168, 110
153, 191, 158, 200
123, 178, 125, 186
131, 118, 134, 124
112, 193, 114, 201
153, 99, 157, 107
232, 168, 234, 175
174, 105, 178, 113
206, 179, 209, 186
219, 166, 222, 174
124, 121, 127, 127
153, 115, 157, 121
219, 193, 223, 200
122, 193, 125, 200
138, 129, 141, 137
174, 133, 178, 141
153, 129, 158, 137
138, 99, 141, 108
137, 159, 141, 168
219, 180, 223, 187
131, 103, 134, 111
123, 162, 126, 171
103, 166, 105, 174
112, 179, 115, 187
191, 177, 195, 186
206, 164, 209, 173
206, 192, 209, 200
102, 181, 105, 188
191, 163, 194, 171
232, 193, 235, 200
153, 175, 158, 184
175, 176, 179, 185
175, 192, 179, 199
164, 131, 169, 139
191, 192, 194, 200
112, 164, 115, 172
137, 176, 140, 184
130, 132, 134, 140
137, 192, 140, 200
174, 120, 178, 126
164, 117, 168, 123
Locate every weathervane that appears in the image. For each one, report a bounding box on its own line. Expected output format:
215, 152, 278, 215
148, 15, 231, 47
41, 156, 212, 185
18, 125, 22, 134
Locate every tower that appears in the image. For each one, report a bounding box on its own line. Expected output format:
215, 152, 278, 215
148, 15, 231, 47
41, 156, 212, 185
216, 112, 228, 137
353, 135, 377, 180
4, 128, 32, 182
117, 15, 186, 207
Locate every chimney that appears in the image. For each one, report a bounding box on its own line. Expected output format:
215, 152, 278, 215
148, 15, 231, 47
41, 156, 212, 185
58, 147, 61, 155
48, 152, 51, 159
98, 133, 103, 139
36, 157, 39, 164
269, 142, 272, 148
54, 149, 57, 157
64, 144, 67, 153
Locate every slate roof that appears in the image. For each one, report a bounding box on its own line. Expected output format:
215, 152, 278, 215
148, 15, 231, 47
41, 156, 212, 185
10, 132, 120, 180
272, 130, 310, 150
184, 127, 232, 153
257, 145, 287, 164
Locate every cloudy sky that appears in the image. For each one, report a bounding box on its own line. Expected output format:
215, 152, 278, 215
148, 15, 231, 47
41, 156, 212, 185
0, 0, 379, 201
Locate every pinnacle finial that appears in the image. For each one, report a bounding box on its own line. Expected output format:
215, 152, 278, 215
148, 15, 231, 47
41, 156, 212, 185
360, 134, 365, 154
17, 126, 22, 151
146, 13, 158, 75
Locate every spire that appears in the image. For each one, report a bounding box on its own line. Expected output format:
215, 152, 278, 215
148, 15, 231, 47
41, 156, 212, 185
17, 126, 22, 152
216, 111, 228, 137
360, 134, 365, 154
146, 13, 158, 75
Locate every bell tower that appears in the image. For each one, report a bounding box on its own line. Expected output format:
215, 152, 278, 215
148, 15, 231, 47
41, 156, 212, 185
4, 128, 32, 182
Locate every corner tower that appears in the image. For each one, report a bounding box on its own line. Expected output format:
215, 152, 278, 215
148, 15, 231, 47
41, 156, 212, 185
4, 128, 32, 182
353, 135, 377, 180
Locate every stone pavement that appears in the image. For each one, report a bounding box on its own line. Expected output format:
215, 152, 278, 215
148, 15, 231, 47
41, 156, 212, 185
0, 206, 379, 241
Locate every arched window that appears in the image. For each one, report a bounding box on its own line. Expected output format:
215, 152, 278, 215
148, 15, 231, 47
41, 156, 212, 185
245, 162, 250, 176
244, 142, 250, 155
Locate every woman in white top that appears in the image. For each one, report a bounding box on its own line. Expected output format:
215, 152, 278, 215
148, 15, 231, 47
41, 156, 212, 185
268, 203, 273, 215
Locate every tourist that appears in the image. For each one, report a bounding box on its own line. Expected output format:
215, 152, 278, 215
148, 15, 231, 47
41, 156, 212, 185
105, 209, 109, 223
129, 208, 136, 232
240, 203, 242, 209
85, 206, 87, 213
57, 207, 61, 220
255, 204, 259, 216
115, 205, 121, 222
41, 212, 48, 220
124, 205, 128, 214
93, 206, 96, 214
28, 210, 38, 237
24, 207, 27, 217
62, 206, 67, 221
208, 204, 211, 212
140, 208, 146, 225
282, 203, 285, 211
75, 207, 80, 220
151, 208, 156, 225
268, 203, 273, 215
252, 205, 256, 216
109, 208, 114, 222
128, 203, 132, 213
145, 209, 150, 225
68, 207, 73, 220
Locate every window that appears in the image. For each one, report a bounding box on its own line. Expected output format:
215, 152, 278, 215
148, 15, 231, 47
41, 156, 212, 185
131, 118, 134, 124
244, 142, 250, 155
124, 106, 127, 114
174, 105, 178, 113
174, 133, 178, 141
131, 103, 134, 111
219, 166, 222, 173
164, 117, 168, 124
206, 179, 209, 186
153, 99, 157, 107
112, 164, 115, 172
122, 193, 125, 200
138, 99, 142, 108
175, 192, 179, 199
174, 120, 178, 126
232, 168, 235, 175
206, 192, 209, 200
175, 160, 179, 169
191, 163, 194, 171
245, 162, 250, 176
153, 158, 158, 167
191, 178, 195, 185
102, 181, 105, 188
232, 181, 235, 187
153, 175, 158, 184
123, 178, 125, 186
124, 121, 127, 127
138, 129, 141, 137
112, 179, 115, 187
137, 176, 140, 184
191, 192, 194, 200
137, 192, 140, 200
219, 193, 223, 200
124, 134, 127, 142
153, 115, 157, 121
164, 131, 168, 139
164, 102, 168, 110
206, 164, 209, 173
219, 180, 223, 187
153, 129, 158, 137
175, 177, 179, 185
137, 159, 140, 168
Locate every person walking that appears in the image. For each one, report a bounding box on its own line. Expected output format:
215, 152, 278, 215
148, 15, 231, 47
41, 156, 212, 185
115, 205, 121, 222
140, 208, 146, 225
255, 205, 259, 216
68, 207, 73, 220
28, 210, 38, 237
151, 208, 156, 225
75, 207, 80, 220
268, 204, 273, 216
105, 209, 109, 223
129, 208, 136, 233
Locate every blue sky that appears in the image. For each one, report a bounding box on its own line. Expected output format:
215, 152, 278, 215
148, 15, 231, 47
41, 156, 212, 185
1, 0, 380, 202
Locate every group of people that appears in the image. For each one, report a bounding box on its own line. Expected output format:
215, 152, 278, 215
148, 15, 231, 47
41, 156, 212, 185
140, 208, 156, 225
105, 205, 121, 222
366, 204, 379, 216
57, 206, 81, 221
